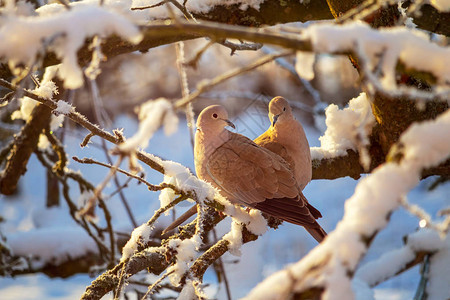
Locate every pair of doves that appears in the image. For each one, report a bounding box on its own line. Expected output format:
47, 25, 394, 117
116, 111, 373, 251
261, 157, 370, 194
165, 97, 326, 243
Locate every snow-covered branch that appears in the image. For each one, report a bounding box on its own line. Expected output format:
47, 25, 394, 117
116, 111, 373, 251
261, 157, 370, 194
245, 109, 450, 300
356, 229, 445, 288
0, 78, 165, 174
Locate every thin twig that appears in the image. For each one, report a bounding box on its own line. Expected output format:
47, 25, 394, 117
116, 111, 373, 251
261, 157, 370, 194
73, 156, 175, 192
335, 0, 377, 23
114, 262, 128, 299
184, 40, 215, 69
413, 254, 430, 300
174, 50, 294, 109
219, 40, 263, 56
78, 155, 124, 220
141, 270, 174, 299
0, 78, 165, 174
175, 42, 195, 150
34, 150, 111, 261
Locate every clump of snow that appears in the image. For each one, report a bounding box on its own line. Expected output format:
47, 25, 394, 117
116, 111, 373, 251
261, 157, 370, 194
407, 228, 445, 252
167, 235, 202, 286
310, 92, 375, 160
158, 159, 216, 209
11, 80, 58, 121
295, 51, 315, 81
177, 280, 195, 299
302, 22, 450, 89
223, 221, 244, 256
11, 96, 37, 121
119, 98, 179, 153
222, 204, 268, 237
37, 134, 50, 150
245, 110, 450, 300
121, 222, 154, 261
35, 80, 59, 99
400, 114, 450, 168
0, 5, 142, 89
54, 100, 75, 115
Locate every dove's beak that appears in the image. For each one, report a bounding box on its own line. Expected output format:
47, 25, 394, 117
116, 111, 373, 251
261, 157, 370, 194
272, 114, 279, 126
223, 119, 236, 129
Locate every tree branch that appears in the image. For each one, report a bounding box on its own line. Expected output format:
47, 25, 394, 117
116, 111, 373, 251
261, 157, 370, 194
0, 103, 52, 195
0, 78, 165, 174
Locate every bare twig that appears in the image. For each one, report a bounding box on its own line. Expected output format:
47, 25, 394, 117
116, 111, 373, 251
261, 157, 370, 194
81, 132, 95, 147
34, 150, 111, 261
184, 40, 215, 69
174, 50, 294, 109
221, 40, 263, 55
413, 254, 430, 300
141, 270, 174, 300
175, 42, 195, 150
88, 78, 137, 228
73, 156, 175, 192
78, 155, 123, 220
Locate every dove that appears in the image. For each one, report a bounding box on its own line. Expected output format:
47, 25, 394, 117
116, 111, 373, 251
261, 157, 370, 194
165, 105, 326, 242
254, 96, 312, 190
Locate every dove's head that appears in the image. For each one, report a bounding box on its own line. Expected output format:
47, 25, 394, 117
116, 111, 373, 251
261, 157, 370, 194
197, 105, 236, 134
268, 96, 293, 127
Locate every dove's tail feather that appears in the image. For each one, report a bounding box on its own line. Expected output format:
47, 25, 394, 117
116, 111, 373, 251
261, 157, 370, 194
253, 196, 327, 243
162, 205, 198, 235
305, 225, 327, 243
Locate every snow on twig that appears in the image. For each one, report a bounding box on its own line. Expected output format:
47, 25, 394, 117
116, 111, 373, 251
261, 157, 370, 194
356, 228, 445, 287
0, 5, 142, 88
310, 92, 375, 161
118, 98, 179, 153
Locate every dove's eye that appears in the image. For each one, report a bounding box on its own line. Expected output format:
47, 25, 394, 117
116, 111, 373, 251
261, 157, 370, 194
283, 107, 286, 111
212, 113, 218, 118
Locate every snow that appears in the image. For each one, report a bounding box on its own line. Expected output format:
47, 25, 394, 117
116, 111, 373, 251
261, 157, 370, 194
119, 98, 179, 153
167, 236, 201, 286
0, 5, 142, 89
295, 51, 315, 81
1, 102, 448, 299
356, 229, 445, 288
11, 80, 58, 121
245, 109, 450, 300
407, 228, 445, 252
54, 100, 74, 115
10, 71, 64, 136
159, 159, 215, 209
311, 92, 375, 160
302, 22, 450, 90
223, 220, 244, 256
121, 222, 154, 261
177, 280, 195, 299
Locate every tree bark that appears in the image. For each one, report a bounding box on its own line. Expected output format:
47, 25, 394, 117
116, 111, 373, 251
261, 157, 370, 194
0, 103, 52, 195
